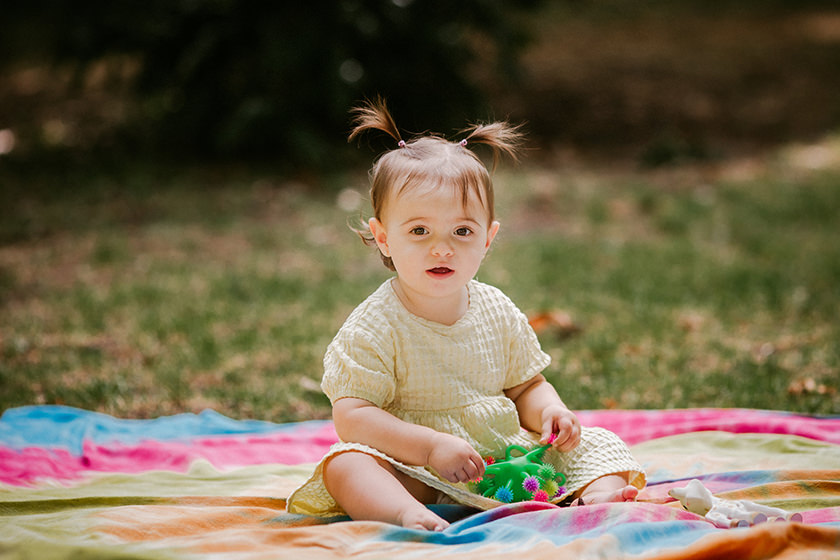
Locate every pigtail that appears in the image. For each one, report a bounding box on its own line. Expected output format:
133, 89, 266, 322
347, 97, 401, 270
460, 121, 525, 170
348, 96, 403, 145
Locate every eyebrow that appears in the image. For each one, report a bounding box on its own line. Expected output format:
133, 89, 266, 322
400, 216, 482, 227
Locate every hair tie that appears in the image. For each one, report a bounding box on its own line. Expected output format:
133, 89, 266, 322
397, 140, 406, 148
459, 139, 468, 147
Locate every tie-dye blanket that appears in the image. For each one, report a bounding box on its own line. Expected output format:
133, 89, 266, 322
1, 406, 839, 559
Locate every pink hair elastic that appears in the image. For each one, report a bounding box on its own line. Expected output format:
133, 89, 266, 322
397, 140, 406, 148
459, 139, 468, 147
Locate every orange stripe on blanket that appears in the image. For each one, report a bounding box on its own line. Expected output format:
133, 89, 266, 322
651, 522, 840, 560
716, 480, 840, 505
95, 497, 289, 541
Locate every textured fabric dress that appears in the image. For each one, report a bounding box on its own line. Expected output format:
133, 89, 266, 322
287, 279, 645, 515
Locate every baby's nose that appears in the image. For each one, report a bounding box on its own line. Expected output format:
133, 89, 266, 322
431, 238, 454, 256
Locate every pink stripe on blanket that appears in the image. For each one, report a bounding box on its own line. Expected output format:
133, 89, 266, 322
578, 408, 840, 446
0, 422, 339, 486
2, 409, 836, 486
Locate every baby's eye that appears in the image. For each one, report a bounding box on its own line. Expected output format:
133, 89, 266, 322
455, 227, 473, 236
410, 226, 428, 235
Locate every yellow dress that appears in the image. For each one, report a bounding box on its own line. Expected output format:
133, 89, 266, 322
287, 279, 645, 515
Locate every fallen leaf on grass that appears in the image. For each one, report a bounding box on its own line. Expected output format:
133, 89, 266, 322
528, 310, 582, 339
600, 397, 619, 409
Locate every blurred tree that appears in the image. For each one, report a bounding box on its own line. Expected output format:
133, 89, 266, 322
1, 0, 541, 169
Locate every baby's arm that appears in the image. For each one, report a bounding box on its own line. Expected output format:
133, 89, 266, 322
505, 374, 581, 452
332, 397, 485, 483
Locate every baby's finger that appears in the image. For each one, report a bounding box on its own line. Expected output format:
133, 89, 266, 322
556, 434, 579, 452
461, 460, 479, 482
552, 420, 580, 452
443, 469, 462, 483
540, 418, 559, 444
458, 466, 476, 483
471, 454, 485, 478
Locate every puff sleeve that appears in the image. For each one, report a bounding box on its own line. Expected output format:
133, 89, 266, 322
503, 306, 551, 390
321, 326, 396, 408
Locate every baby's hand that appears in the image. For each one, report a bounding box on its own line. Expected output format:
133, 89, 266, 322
427, 432, 485, 484
540, 405, 581, 452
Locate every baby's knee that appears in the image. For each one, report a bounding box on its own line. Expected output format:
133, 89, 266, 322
322, 451, 438, 505
323, 451, 394, 490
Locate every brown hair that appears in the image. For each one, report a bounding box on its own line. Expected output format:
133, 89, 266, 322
350, 97, 524, 270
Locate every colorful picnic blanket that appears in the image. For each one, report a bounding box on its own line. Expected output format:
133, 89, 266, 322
1, 406, 839, 559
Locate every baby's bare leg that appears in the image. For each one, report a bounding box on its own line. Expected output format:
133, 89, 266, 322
323, 451, 448, 531
577, 472, 638, 505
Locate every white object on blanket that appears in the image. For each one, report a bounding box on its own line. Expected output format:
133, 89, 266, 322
669, 479, 804, 528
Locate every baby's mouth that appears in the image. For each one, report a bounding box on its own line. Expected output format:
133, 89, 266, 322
427, 267, 454, 276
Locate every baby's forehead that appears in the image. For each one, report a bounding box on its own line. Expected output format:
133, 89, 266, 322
397, 178, 486, 202
390, 180, 491, 214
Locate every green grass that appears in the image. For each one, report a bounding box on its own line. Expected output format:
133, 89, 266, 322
1, 143, 839, 421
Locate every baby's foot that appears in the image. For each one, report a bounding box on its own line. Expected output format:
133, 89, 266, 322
577, 485, 638, 505
398, 507, 449, 532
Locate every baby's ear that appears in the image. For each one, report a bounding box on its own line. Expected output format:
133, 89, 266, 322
369, 218, 390, 256
486, 221, 501, 248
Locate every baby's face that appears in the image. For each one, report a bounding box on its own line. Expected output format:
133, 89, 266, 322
370, 182, 499, 305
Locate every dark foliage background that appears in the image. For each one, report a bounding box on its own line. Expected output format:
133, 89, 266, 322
2, 1, 839, 174
1, 1, 539, 168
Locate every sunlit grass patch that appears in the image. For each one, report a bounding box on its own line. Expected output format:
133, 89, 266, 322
485, 153, 840, 414
1, 147, 838, 420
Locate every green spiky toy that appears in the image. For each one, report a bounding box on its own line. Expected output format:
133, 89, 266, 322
469, 443, 566, 503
